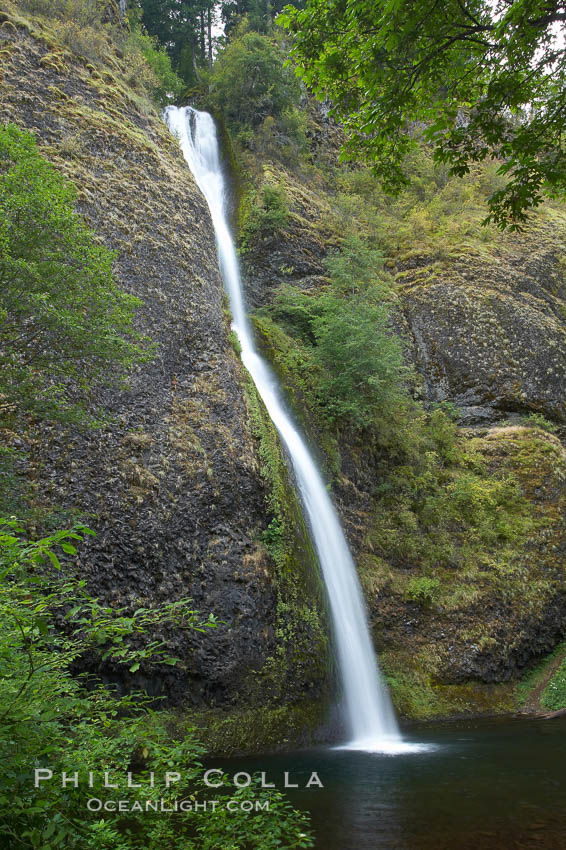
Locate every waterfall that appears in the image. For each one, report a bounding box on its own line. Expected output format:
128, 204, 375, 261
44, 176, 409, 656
165, 105, 411, 753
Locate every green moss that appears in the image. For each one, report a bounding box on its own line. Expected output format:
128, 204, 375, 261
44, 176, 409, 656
252, 313, 342, 481
241, 373, 330, 705
186, 700, 328, 756
382, 656, 516, 720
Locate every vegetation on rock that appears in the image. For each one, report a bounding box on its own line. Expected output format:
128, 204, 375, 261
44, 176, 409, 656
0, 123, 151, 425
0, 521, 314, 849
2, 0, 566, 815
223, 19, 566, 718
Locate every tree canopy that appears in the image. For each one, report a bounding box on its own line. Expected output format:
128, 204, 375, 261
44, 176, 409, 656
208, 27, 301, 128
280, 0, 566, 228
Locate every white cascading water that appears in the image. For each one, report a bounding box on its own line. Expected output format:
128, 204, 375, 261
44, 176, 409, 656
165, 105, 413, 752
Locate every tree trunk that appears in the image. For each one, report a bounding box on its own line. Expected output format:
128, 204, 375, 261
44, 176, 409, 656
192, 41, 202, 83
200, 11, 206, 66
207, 2, 212, 69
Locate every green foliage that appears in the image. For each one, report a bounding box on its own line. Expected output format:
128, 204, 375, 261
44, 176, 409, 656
241, 182, 289, 247
0, 124, 152, 424
370, 426, 535, 578
541, 660, 566, 710
17, 0, 103, 25
123, 25, 184, 106
137, 0, 217, 70
51, 18, 112, 63
518, 412, 559, 434
331, 144, 503, 257
222, 0, 303, 36
517, 639, 566, 709
207, 27, 301, 133
280, 0, 566, 228
382, 660, 515, 719
256, 237, 409, 432
261, 515, 285, 558
405, 576, 440, 605
0, 520, 314, 849
16, 0, 113, 63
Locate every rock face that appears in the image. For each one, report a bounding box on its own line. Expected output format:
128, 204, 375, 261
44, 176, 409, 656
237, 104, 566, 718
397, 230, 566, 425
365, 426, 566, 709
2, 4, 565, 730
0, 7, 327, 713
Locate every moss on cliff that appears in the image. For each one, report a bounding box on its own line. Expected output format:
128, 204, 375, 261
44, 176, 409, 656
0, 0, 334, 750
232, 93, 566, 720
186, 700, 327, 757
239, 371, 330, 710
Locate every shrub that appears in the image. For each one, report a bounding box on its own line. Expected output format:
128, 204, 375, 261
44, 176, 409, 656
51, 18, 110, 62
0, 124, 152, 424
311, 290, 407, 428
518, 412, 558, 434
122, 26, 184, 106
541, 659, 566, 710
208, 27, 301, 131
255, 238, 410, 433
17, 0, 102, 26
241, 182, 289, 247
405, 576, 441, 605
0, 520, 315, 849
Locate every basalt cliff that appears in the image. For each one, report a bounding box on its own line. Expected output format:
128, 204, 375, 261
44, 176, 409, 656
2, 0, 566, 749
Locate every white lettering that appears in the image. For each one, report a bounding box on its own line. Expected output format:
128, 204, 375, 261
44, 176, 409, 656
61, 772, 78, 788
260, 772, 275, 788
127, 772, 141, 789
284, 772, 298, 789
204, 769, 224, 788
103, 772, 118, 789
306, 771, 324, 788
34, 769, 52, 787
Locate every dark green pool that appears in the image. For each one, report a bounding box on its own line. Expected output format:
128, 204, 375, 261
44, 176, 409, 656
213, 716, 566, 849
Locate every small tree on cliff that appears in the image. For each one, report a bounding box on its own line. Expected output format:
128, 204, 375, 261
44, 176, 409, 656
0, 124, 151, 424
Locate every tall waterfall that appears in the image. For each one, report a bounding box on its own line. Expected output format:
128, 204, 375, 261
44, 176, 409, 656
165, 105, 407, 752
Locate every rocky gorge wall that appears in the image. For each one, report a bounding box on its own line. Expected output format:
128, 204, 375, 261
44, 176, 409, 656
0, 1, 329, 749
238, 102, 566, 719
3, 0, 566, 744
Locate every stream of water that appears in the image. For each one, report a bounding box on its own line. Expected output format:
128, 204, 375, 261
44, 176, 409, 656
164, 104, 412, 752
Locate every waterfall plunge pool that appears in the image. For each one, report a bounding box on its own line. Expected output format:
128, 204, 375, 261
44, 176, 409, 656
207, 715, 566, 850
